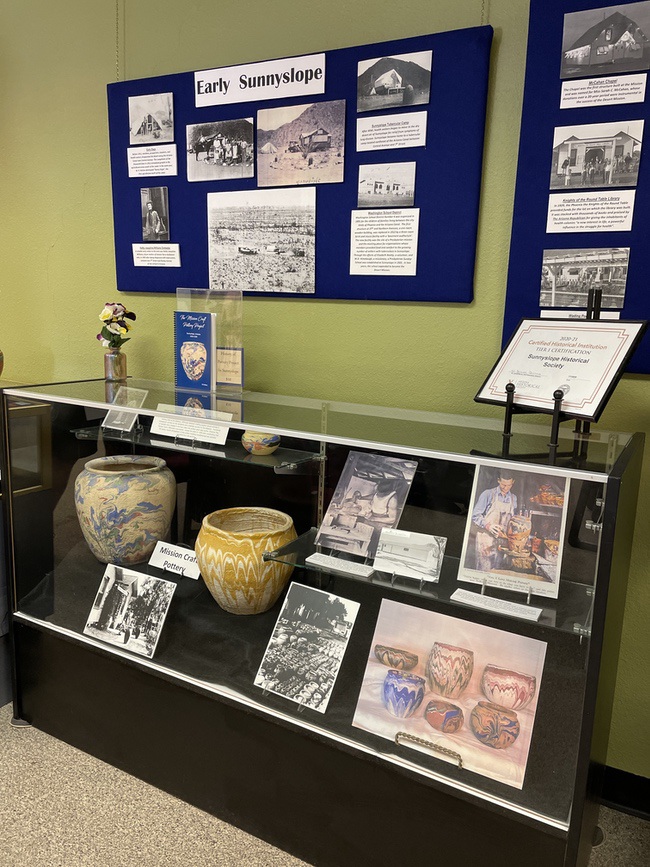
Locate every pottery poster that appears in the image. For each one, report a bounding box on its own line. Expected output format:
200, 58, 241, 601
315, 451, 418, 558
255, 582, 359, 713
352, 599, 547, 789
84, 565, 176, 659
458, 464, 569, 599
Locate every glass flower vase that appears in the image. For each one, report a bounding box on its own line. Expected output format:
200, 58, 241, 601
104, 349, 127, 381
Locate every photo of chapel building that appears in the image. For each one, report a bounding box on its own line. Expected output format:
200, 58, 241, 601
561, 6, 650, 78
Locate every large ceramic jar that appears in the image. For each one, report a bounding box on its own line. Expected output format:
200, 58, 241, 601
195, 507, 297, 615
74, 455, 176, 565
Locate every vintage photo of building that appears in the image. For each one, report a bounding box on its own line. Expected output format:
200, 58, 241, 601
186, 119, 254, 182
255, 582, 359, 713
208, 187, 316, 294
129, 92, 174, 145
561, 3, 650, 79
540, 248, 630, 309
257, 100, 345, 187
357, 50, 432, 112
357, 162, 416, 208
550, 120, 643, 189
84, 566, 176, 659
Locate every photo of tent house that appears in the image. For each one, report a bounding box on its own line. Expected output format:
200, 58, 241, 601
540, 248, 629, 310
128, 92, 174, 145
550, 120, 643, 189
257, 100, 345, 187
561, 3, 650, 78
357, 162, 416, 207
357, 50, 432, 112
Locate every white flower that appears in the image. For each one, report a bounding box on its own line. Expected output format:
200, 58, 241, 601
99, 306, 114, 322
107, 322, 122, 334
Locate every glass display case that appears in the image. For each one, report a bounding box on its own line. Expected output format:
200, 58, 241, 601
0, 379, 643, 867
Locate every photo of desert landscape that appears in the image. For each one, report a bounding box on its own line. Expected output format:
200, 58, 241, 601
208, 187, 316, 294
257, 100, 345, 187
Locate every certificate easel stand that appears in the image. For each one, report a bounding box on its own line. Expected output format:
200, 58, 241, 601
498, 290, 605, 465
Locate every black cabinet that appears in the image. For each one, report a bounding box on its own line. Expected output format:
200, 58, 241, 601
1, 379, 643, 867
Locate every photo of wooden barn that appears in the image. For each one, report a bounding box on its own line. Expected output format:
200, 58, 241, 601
561, 3, 650, 78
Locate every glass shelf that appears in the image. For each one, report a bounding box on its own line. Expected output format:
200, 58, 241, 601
73, 424, 320, 473
266, 529, 595, 636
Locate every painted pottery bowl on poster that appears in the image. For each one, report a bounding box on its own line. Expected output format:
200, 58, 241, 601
481, 665, 536, 710
74, 455, 176, 565
382, 669, 426, 719
470, 701, 520, 750
374, 644, 419, 671
426, 642, 474, 698
195, 507, 297, 615
241, 430, 281, 455
424, 699, 464, 734
180, 341, 207, 381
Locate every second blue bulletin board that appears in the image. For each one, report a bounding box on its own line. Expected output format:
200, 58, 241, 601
504, 0, 650, 373
107, 26, 493, 302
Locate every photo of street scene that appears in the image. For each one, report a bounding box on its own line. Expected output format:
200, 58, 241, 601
357, 162, 416, 208
84, 566, 176, 659
357, 51, 432, 112
540, 248, 629, 309
208, 187, 315, 294
561, 3, 650, 79
186, 119, 254, 182
255, 582, 359, 713
257, 100, 345, 187
550, 121, 643, 189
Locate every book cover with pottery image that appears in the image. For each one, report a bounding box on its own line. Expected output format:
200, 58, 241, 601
173, 310, 216, 391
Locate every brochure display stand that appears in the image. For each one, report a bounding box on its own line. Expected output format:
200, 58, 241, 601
0, 380, 643, 867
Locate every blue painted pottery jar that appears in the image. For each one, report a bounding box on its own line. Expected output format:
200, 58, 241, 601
382, 669, 426, 719
74, 455, 176, 565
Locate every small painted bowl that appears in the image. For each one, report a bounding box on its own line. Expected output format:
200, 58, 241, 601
426, 642, 474, 698
424, 699, 464, 734
241, 430, 281, 455
374, 644, 419, 671
470, 701, 520, 750
481, 665, 536, 710
382, 670, 426, 719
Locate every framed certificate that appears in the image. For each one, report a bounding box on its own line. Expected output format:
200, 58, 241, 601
475, 319, 646, 421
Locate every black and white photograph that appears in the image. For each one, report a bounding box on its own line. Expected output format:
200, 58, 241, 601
208, 187, 316, 294
140, 187, 170, 242
540, 247, 630, 309
84, 566, 176, 659
550, 120, 643, 189
129, 92, 174, 145
357, 50, 432, 112
561, 2, 650, 79
254, 582, 360, 713
315, 451, 418, 558
257, 100, 345, 187
357, 162, 416, 208
373, 528, 447, 582
186, 119, 254, 182
459, 465, 570, 600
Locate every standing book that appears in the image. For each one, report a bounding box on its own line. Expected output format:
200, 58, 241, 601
173, 311, 216, 391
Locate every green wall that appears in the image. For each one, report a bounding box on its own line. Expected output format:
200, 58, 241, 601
0, 0, 648, 777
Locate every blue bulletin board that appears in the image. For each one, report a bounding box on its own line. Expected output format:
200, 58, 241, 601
107, 26, 492, 302
504, 0, 650, 373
